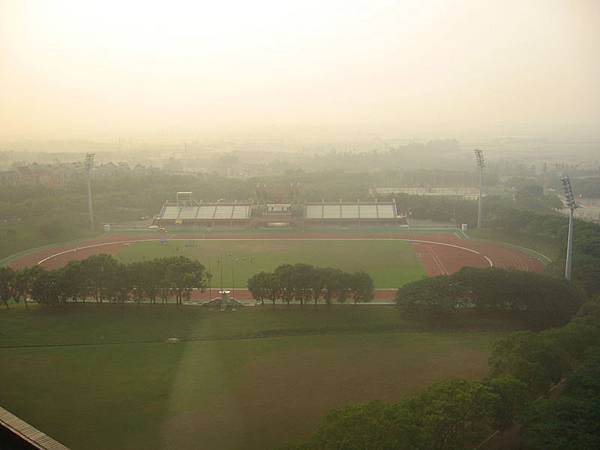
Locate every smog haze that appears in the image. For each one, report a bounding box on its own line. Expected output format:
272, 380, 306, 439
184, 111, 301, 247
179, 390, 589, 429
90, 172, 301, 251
1, 0, 599, 142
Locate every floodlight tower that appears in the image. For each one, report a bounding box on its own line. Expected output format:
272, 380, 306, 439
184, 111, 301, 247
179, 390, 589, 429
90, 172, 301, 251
474, 149, 485, 228
85, 153, 95, 230
561, 175, 577, 281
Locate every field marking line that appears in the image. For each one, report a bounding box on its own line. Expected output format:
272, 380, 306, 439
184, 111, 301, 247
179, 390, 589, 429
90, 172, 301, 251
418, 243, 448, 276
463, 232, 553, 265
429, 247, 449, 275
36, 237, 495, 269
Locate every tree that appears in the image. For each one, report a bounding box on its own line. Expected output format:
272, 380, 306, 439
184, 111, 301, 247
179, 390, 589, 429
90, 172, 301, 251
485, 375, 529, 429
520, 397, 600, 450
108, 263, 131, 304
308, 268, 325, 306
321, 267, 344, 306
396, 275, 467, 315
519, 348, 600, 449
248, 271, 269, 306
127, 261, 147, 305
489, 332, 564, 396
58, 261, 85, 303
80, 254, 121, 303
336, 272, 352, 304
30, 269, 62, 306
290, 263, 314, 307
0, 266, 15, 309
348, 271, 374, 305
275, 264, 295, 306
249, 265, 370, 307
13, 266, 44, 309
396, 267, 582, 325
302, 401, 420, 450
264, 272, 281, 307
163, 256, 207, 305
294, 379, 500, 450
406, 378, 499, 449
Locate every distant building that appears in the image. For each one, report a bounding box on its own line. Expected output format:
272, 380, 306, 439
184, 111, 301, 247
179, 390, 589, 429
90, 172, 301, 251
265, 203, 292, 216
372, 187, 479, 200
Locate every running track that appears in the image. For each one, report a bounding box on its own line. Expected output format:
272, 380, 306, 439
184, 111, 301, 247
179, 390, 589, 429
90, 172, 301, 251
8, 232, 546, 302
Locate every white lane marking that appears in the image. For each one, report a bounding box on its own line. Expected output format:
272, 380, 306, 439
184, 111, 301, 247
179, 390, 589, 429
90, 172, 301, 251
36, 237, 495, 268
429, 246, 450, 275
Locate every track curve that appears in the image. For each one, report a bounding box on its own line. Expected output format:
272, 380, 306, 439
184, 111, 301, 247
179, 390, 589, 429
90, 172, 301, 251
7, 232, 546, 302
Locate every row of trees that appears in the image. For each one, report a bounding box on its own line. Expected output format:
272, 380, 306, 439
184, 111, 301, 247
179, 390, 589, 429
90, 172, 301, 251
247, 264, 374, 306
0, 254, 208, 307
520, 348, 600, 449
395, 267, 583, 326
1, 257, 374, 308
292, 294, 600, 449
482, 204, 600, 297
291, 376, 527, 450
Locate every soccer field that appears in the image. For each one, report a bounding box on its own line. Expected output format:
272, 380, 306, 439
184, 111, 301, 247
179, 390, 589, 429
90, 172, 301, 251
116, 239, 427, 288
0, 305, 524, 450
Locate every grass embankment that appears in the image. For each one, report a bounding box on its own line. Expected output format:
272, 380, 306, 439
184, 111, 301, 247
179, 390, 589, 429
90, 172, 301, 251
0, 222, 99, 264
117, 239, 426, 288
0, 305, 526, 450
468, 228, 561, 262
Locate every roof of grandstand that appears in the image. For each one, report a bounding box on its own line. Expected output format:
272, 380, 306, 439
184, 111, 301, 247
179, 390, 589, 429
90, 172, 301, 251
373, 187, 479, 200
304, 202, 398, 220
158, 203, 251, 221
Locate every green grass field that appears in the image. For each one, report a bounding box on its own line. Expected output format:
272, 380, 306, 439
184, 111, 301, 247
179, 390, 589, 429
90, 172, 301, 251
0, 305, 527, 450
116, 239, 426, 288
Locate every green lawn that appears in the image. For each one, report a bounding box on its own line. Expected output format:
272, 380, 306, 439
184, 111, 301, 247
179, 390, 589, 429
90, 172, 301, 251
467, 228, 560, 262
117, 239, 426, 288
0, 305, 526, 450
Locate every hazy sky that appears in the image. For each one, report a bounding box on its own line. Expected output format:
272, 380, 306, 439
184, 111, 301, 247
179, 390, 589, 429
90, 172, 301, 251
1, 0, 599, 141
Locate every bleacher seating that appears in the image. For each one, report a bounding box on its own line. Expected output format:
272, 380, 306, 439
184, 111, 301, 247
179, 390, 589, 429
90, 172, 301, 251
359, 205, 378, 218
341, 205, 359, 218
157, 203, 251, 223
304, 203, 398, 221
157, 198, 399, 226
377, 204, 396, 218
306, 204, 323, 219
232, 205, 249, 219
178, 207, 198, 219
161, 206, 180, 220
214, 205, 233, 219
323, 205, 341, 218
197, 206, 216, 219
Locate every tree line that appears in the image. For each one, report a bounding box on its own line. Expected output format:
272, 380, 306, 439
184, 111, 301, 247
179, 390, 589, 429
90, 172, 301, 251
1, 256, 375, 308
395, 267, 583, 326
248, 264, 374, 306
289, 294, 600, 450
482, 204, 600, 298
0, 254, 208, 308
410, 193, 600, 299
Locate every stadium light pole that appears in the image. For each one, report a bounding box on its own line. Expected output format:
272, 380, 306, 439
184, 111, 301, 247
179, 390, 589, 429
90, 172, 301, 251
85, 153, 95, 230
561, 175, 577, 281
474, 149, 485, 228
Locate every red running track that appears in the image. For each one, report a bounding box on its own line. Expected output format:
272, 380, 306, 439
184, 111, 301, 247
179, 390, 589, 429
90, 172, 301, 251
8, 232, 545, 302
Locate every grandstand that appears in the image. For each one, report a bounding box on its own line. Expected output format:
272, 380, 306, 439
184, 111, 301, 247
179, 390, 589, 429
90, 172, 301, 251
304, 201, 405, 225
155, 193, 405, 227
155, 193, 252, 226
372, 187, 479, 200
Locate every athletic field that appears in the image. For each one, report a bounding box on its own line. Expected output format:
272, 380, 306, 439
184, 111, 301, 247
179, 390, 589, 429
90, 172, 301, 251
0, 305, 526, 450
116, 239, 426, 288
